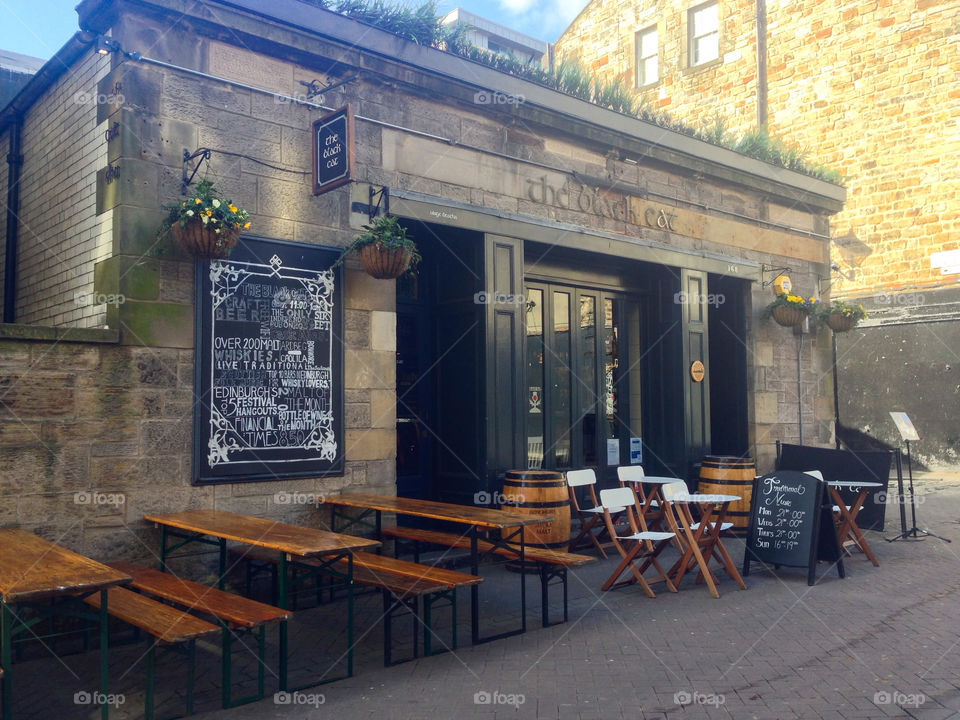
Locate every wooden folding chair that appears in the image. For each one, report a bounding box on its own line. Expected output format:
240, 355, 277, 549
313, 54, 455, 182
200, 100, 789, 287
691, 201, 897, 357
598, 487, 677, 596
660, 481, 746, 598
566, 469, 621, 558
617, 466, 671, 535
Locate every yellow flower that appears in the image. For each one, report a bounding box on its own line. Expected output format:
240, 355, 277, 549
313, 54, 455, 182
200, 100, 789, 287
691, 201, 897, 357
206, 209, 213, 216
243, 221, 251, 229
181, 201, 186, 207
194, 198, 201, 204
228, 204, 237, 213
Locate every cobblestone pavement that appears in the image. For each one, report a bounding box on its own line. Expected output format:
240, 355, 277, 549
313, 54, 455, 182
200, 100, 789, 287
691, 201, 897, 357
10, 475, 960, 719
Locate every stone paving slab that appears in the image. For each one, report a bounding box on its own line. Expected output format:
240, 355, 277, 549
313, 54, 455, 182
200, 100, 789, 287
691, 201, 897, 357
6, 475, 960, 719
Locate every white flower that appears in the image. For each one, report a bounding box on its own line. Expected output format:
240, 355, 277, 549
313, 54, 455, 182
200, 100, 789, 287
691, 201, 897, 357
185, 209, 194, 216
212, 199, 221, 208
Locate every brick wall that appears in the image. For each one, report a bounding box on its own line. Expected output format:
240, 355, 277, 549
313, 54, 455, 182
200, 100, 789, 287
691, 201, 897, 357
557, 0, 959, 298
14, 51, 113, 327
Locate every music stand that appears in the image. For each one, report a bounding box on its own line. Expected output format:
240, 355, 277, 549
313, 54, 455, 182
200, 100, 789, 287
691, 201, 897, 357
886, 412, 950, 543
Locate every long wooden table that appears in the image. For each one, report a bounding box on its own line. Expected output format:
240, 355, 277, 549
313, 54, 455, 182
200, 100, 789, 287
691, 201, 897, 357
144, 510, 379, 690
0, 528, 131, 720
319, 493, 548, 644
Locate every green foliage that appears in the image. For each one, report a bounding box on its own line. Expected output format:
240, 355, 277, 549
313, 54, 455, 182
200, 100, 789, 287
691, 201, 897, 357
819, 299, 867, 321
335, 215, 421, 272
160, 179, 250, 236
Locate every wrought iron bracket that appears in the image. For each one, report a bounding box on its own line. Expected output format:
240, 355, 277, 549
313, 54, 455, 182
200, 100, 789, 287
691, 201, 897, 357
181, 148, 212, 194
368, 185, 390, 221
761, 264, 792, 288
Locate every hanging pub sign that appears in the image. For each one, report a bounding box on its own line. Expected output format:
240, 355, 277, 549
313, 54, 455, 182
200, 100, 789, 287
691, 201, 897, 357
193, 236, 344, 484
312, 104, 353, 195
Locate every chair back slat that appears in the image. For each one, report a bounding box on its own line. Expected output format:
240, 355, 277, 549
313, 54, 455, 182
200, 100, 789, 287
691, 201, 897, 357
616, 466, 645, 485
566, 469, 597, 487
661, 481, 689, 501
600, 486, 635, 509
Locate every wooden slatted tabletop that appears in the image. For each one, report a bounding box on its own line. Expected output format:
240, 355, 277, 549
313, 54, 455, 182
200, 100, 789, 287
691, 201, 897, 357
144, 509, 380, 557
320, 492, 549, 529
0, 528, 130, 603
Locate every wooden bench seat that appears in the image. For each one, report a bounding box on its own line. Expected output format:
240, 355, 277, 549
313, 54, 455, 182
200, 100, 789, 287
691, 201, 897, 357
85, 586, 218, 720
229, 546, 481, 665
106, 561, 288, 709
379, 525, 595, 627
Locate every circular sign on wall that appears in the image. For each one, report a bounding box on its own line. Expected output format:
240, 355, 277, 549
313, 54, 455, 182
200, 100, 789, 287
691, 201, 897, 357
690, 360, 705, 383
773, 274, 792, 296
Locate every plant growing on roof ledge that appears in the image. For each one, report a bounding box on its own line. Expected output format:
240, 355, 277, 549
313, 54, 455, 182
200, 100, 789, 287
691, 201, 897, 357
335, 214, 420, 279
818, 299, 867, 332
160, 180, 250, 260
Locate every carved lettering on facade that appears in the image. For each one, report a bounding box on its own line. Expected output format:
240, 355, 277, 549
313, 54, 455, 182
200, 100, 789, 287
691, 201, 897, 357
526, 175, 676, 232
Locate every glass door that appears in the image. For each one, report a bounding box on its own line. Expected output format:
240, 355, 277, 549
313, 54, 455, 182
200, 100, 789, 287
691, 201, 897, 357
524, 283, 637, 480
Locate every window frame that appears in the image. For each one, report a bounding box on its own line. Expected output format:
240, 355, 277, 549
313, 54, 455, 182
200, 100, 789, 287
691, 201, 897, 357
688, 0, 720, 68
635, 25, 659, 88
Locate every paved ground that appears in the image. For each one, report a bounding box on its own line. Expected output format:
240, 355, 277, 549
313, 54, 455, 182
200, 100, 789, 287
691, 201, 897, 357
9, 473, 960, 719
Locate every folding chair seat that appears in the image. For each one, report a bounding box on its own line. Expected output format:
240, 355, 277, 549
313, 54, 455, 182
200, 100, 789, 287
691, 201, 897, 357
598, 487, 676, 596
566, 469, 622, 559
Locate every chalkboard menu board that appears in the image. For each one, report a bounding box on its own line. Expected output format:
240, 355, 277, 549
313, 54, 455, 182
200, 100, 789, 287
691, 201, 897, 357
743, 471, 843, 585
193, 236, 344, 484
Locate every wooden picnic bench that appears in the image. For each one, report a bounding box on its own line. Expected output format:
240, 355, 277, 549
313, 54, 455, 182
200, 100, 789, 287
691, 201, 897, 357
231, 546, 482, 665
0, 528, 130, 720
380, 526, 594, 626
85, 587, 218, 720
107, 561, 289, 709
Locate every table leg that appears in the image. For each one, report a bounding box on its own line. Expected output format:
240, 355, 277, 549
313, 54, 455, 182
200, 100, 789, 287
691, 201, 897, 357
519, 526, 526, 635
2, 602, 12, 720
159, 525, 167, 572
218, 538, 227, 590
346, 553, 354, 679
99, 589, 109, 720
278, 552, 288, 692
470, 529, 479, 645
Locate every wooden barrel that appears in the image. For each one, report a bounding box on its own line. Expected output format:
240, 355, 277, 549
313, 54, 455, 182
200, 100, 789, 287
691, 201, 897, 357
698, 456, 756, 533
501, 470, 571, 552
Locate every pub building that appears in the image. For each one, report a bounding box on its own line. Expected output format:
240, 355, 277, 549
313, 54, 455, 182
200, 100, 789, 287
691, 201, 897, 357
0, 0, 844, 553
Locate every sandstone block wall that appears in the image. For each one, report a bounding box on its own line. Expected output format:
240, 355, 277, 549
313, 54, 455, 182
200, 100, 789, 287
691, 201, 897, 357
557, 0, 959, 299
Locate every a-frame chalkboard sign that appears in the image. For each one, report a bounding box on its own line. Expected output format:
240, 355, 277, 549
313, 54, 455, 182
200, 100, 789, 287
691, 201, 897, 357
742, 471, 845, 585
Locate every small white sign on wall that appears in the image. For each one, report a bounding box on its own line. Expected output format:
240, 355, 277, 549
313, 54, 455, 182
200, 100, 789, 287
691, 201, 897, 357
630, 437, 642, 465
607, 439, 620, 466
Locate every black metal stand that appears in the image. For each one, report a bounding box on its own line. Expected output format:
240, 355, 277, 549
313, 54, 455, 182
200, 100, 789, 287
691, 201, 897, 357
886, 441, 951, 543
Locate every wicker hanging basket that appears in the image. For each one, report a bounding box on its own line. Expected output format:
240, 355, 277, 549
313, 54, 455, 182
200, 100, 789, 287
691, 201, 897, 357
770, 304, 808, 327
172, 219, 240, 260
825, 312, 857, 332
357, 244, 413, 279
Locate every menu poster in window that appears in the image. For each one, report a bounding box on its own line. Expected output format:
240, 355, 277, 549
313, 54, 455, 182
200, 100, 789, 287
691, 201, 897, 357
193, 236, 344, 484
742, 471, 844, 585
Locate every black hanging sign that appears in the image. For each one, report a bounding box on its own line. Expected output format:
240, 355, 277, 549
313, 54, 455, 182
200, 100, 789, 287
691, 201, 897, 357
742, 471, 844, 585
312, 104, 353, 195
193, 236, 344, 484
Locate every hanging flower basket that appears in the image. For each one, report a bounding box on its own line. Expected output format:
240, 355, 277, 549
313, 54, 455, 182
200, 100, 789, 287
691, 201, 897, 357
334, 215, 421, 279
159, 179, 250, 261
825, 311, 857, 332
357, 243, 414, 279
770, 304, 808, 327
172, 219, 240, 260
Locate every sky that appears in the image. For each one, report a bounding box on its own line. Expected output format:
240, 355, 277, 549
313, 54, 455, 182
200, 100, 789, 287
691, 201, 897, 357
0, 0, 589, 61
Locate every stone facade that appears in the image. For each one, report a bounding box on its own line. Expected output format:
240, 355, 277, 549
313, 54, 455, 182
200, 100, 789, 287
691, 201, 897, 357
0, 0, 841, 550
556, 0, 959, 298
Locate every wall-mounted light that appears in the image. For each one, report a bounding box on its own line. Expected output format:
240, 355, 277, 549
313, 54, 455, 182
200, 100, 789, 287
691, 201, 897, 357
95, 36, 117, 55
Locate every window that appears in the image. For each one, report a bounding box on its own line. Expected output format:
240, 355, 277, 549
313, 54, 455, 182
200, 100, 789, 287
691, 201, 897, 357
635, 26, 658, 86
689, 1, 719, 66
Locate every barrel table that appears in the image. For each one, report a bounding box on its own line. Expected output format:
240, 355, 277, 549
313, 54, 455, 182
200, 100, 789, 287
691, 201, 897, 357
698, 456, 756, 533
502, 470, 570, 570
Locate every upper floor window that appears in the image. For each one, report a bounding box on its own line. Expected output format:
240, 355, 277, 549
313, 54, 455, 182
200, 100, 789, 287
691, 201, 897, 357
689, 1, 719, 66
636, 26, 658, 86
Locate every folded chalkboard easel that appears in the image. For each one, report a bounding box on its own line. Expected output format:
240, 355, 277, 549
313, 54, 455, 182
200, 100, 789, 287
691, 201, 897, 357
742, 471, 845, 585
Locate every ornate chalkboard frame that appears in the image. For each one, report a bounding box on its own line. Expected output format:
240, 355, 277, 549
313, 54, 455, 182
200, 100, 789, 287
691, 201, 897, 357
192, 236, 344, 484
